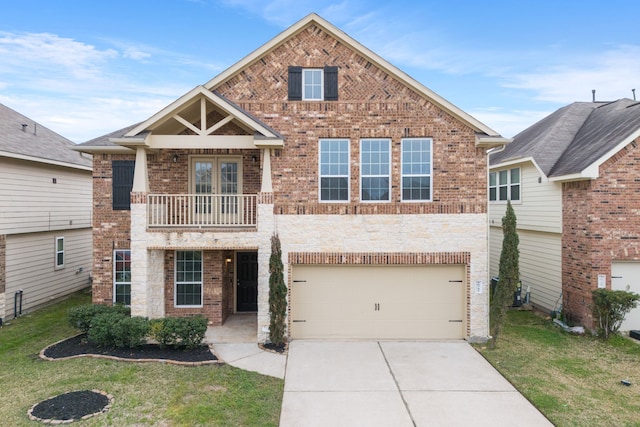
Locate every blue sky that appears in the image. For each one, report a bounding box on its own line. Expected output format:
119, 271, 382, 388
0, 0, 638, 142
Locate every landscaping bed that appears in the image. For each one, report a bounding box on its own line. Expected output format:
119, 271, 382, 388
42, 333, 218, 364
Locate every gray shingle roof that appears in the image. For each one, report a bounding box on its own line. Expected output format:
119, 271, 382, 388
76, 122, 142, 147
0, 103, 92, 168
491, 99, 640, 178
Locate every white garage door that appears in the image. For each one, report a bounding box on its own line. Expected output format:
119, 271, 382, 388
290, 265, 466, 339
611, 262, 640, 331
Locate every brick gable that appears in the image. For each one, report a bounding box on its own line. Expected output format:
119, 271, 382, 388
562, 137, 640, 326
213, 24, 486, 211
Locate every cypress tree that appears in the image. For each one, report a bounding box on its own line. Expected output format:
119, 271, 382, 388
268, 233, 287, 345
490, 200, 519, 349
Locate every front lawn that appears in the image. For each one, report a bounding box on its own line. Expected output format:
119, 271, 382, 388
0, 290, 283, 426
477, 310, 640, 427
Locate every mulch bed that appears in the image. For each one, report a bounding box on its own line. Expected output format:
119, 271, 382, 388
28, 390, 113, 424
41, 334, 218, 365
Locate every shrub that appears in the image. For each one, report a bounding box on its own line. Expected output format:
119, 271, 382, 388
591, 289, 640, 339
87, 311, 149, 348
112, 316, 150, 348
68, 304, 130, 333
149, 316, 207, 349
86, 311, 126, 346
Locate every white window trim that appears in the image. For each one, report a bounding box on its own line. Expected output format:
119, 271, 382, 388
360, 139, 391, 203
302, 68, 324, 101
113, 249, 131, 306
319, 138, 350, 203
174, 250, 203, 308
54, 236, 65, 270
489, 167, 521, 203
401, 138, 433, 202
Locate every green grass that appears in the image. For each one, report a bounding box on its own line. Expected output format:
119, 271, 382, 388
477, 310, 640, 427
0, 290, 283, 426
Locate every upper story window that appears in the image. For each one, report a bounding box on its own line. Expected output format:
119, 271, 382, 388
401, 138, 432, 201
489, 168, 520, 202
361, 139, 390, 202
288, 66, 338, 101
112, 160, 135, 210
303, 69, 323, 100
55, 237, 64, 269
319, 139, 350, 202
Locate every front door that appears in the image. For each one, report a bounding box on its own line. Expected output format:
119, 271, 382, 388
237, 252, 258, 312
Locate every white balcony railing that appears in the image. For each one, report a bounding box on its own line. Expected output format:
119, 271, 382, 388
147, 194, 257, 227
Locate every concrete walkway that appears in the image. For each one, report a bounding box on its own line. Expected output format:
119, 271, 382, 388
205, 313, 286, 379
280, 341, 552, 427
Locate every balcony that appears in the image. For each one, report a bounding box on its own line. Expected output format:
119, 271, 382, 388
147, 194, 257, 228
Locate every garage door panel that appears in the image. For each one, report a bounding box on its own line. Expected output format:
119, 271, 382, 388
291, 265, 466, 340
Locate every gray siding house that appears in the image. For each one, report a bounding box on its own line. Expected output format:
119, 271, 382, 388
0, 103, 93, 323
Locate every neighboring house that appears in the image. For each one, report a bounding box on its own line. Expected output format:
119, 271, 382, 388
489, 98, 640, 330
0, 103, 93, 324
75, 13, 509, 343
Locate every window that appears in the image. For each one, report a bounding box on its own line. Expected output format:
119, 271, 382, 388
361, 139, 390, 201
114, 250, 131, 305
55, 237, 64, 269
319, 139, 350, 202
288, 66, 338, 101
175, 251, 203, 307
303, 69, 323, 100
489, 168, 520, 201
112, 160, 135, 210
401, 138, 432, 201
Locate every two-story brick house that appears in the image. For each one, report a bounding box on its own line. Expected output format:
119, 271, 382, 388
76, 13, 509, 343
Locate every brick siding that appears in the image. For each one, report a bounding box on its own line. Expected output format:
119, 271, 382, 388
562, 138, 640, 327
163, 249, 234, 325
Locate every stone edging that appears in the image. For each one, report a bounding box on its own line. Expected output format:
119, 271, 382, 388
39, 334, 222, 367
27, 389, 114, 424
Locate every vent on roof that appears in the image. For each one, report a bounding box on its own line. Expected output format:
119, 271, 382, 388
592, 89, 596, 102
21, 123, 27, 132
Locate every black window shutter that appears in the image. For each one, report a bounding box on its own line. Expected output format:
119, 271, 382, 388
324, 66, 338, 101
288, 66, 302, 100
112, 160, 135, 210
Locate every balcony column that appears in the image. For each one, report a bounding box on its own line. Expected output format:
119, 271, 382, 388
132, 146, 149, 193
260, 148, 273, 193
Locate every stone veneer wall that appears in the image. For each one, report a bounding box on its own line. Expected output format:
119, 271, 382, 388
274, 213, 489, 341
562, 138, 640, 327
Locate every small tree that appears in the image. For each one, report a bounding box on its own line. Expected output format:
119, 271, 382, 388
490, 200, 519, 349
268, 233, 287, 345
591, 289, 640, 339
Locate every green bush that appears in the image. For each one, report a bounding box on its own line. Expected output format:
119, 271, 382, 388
591, 289, 640, 339
113, 316, 151, 348
86, 311, 126, 346
150, 316, 207, 349
68, 303, 130, 333
87, 311, 150, 348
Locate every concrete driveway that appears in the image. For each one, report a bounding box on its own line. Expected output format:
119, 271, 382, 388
280, 341, 552, 427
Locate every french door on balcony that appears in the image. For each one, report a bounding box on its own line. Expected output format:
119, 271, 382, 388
191, 157, 242, 224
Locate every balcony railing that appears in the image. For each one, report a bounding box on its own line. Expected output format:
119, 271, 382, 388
147, 194, 257, 227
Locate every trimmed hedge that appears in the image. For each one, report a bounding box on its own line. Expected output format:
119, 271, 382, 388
68, 304, 207, 349
68, 304, 130, 333
150, 316, 208, 349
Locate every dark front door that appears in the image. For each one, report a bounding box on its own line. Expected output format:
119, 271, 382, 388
237, 252, 258, 312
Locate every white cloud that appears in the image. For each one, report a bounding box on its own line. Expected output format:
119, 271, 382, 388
0, 32, 118, 80
470, 107, 551, 139
503, 45, 640, 103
